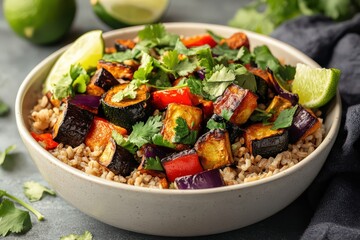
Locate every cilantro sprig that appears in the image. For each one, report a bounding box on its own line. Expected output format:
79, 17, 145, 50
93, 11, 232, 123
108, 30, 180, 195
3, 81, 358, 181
271, 105, 298, 130
0, 189, 44, 236
60, 230, 93, 240
23, 181, 56, 202
0, 145, 16, 165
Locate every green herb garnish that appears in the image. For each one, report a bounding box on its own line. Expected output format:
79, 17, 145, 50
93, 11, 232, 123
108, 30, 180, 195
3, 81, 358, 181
173, 117, 198, 145
271, 105, 298, 130
23, 181, 56, 202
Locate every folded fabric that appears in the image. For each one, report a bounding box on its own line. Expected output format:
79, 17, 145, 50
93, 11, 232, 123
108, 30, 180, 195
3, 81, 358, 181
271, 13, 360, 240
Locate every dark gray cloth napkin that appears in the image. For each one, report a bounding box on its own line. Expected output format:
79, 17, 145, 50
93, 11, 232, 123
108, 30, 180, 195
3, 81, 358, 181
271, 13, 360, 240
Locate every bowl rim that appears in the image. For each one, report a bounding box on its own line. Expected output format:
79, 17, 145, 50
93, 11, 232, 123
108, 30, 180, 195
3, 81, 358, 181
15, 22, 342, 196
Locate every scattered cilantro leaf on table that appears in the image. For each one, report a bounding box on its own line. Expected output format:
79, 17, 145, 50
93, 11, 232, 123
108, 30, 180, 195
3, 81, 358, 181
0, 144, 16, 165
60, 230, 93, 240
271, 105, 298, 130
173, 117, 198, 145
0, 99, 9, 116
23, 181, 56, 202
0, 199, 32, 237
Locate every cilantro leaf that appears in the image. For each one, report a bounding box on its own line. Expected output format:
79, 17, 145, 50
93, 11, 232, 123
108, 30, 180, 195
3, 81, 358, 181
272, 105, 298, 130
0, 99, 9, 116
152, 134, 176, 149
203, 65, 235, 99
0, 190, 44, 221
196, 47, 215, 74
0, 145, 16, 165
112, 131, 137, 154
111, 79, 148, 102
23, 181, 56, 202
160, 50, 197, 77
143, 157, 164, 171
173, 117, 198, 145
220, 109, 234, 121
163, 50, 179, 70
128, 115, 163, 148
60, 230, 93, 240
0, 199, 32, 237
138, 23, 167, 41
206, 119, 226, 130
102, 49, 135, 62
250, 108, 272, 123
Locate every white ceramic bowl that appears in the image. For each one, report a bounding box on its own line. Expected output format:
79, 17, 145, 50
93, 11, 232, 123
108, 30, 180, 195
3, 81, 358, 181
15, 23, 341, 237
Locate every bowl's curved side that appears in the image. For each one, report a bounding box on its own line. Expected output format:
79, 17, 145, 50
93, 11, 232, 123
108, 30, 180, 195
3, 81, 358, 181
15, 23, 341, 236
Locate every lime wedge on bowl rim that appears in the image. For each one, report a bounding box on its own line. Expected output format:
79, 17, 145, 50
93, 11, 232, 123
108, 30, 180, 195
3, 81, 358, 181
43, 30, 104, 94
91, 0, 169, 28
292, 63, 341, 108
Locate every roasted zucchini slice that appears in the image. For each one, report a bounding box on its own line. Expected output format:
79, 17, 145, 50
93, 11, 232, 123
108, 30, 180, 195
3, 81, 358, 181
288, 105, 321, 143
97, 60, 135, 80
101, 83, 151, 131
214, 83, 258, 126
161, 103, 203, 145
53, 101, 94, 147
244, 123, 289, 158
194, 129, 234, 170
99, 138, 138, 176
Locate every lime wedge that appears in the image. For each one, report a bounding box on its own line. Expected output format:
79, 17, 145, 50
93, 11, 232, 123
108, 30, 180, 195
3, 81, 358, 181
44, 30, 104, 94
91, 0, 169, 28
292, 63, 340, 108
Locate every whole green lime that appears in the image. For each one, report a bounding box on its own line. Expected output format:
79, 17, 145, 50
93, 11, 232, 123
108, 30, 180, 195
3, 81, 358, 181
3, 0, 76, 45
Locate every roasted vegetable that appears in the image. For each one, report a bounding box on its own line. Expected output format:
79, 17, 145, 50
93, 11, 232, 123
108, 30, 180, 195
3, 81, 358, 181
266, 96, 292, 122
219, 32, 250, 49
115, 39, 136, 51
194, 129, 234, 170
53, 101, 94, 147
175, 169, 225, 190
213, 83, 258, 125
138, 144, 175, 171
101, 84, 151, 131
86, 68, 119, 96
161, 103, 202, 145
69, 94, 101, 114
85, 117, 127, 151
161, 149, 203, 182
244, 123, 289, 158
181, 34, 217, 48
208, 114, 242, 143
31, 132, 59, 150
288, 105, 321, 143
99, 138, 138, 176
97, 60, 135, 80
151, 87, 194, 110
267, 69, 298, 105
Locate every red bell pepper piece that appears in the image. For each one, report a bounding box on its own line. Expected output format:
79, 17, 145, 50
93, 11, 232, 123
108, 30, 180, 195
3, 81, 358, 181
161, 149, 203, 182
31, 132, 59, 150
181, 34, 217, 48
151, 87, 194, 110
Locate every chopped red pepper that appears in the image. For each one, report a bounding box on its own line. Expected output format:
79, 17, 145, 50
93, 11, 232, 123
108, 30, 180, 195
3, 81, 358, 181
181, 34, 217, 48
151, 87, 194, 110
161, 149, 203, 182
31, 132, 59, 150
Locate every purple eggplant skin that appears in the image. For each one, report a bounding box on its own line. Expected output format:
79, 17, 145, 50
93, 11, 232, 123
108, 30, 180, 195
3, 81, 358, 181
92, 68, 119, 91
175, 169, 225, 190
142, 144, 175, 160
195, 69, 206, 80
266, 68, 299, 105
53, 101, 94, 147
288, 105, 319, 144
69, 94, 101, 114
252, 130, 289, 158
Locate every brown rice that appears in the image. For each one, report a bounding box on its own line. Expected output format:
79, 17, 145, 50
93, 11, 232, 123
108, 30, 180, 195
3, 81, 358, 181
29, 96, 325, 189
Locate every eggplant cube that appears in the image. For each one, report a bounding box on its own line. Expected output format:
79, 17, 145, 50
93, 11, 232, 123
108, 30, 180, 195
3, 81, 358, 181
244, 123, 289, 158
214, 84, 258, 125
97, 60, 135, 80
99, 138, 138, 176
266, 95, 292, 122
288, 106, 321, 143
195, 129, 234, 170
53, 101, 94, 147
175, 169, 225, 190
161, 103, 203, 144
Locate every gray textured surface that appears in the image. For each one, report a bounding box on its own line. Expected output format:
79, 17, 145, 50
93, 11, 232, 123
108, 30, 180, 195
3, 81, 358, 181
0, 0, 311, 239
